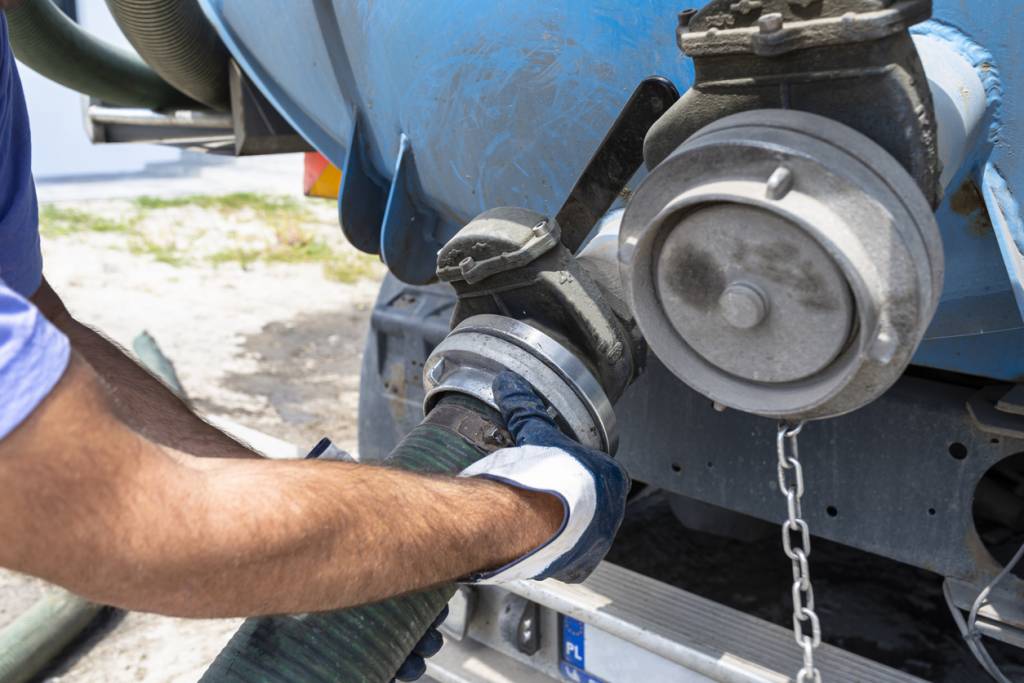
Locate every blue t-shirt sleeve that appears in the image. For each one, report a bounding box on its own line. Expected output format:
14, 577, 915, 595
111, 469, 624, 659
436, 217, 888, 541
0, 16, 66, 440
0, 278, 70, 441
0, 13, 43, 299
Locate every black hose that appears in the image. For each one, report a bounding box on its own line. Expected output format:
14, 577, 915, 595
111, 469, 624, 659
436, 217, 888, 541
200, 395, 509, 683
6, 0, 195, 110
104, 0, 230, 111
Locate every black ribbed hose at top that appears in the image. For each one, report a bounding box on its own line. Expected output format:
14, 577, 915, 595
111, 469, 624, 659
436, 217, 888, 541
200, 395, 510, 683
6, 0, 195, 110
104, 0, 230, 111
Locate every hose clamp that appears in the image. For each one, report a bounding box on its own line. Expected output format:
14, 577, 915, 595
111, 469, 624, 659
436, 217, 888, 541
423, 315, 617, 454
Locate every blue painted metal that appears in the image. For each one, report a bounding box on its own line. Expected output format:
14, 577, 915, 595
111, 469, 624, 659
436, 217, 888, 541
910, 15, 1024, 381
380, 135, 443, 284
197, 0, 699, 249
199, 0, 1023, 381
339, 116, 388, 255
982, 164, 1024, 331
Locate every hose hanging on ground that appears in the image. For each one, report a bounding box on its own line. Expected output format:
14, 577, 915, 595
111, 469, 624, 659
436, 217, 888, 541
104, 0, 230, 111
5, 0, 194, 110
200, 395, 508, 683
0, 590, 105, 683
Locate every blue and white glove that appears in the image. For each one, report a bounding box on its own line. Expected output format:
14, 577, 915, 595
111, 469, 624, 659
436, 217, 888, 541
460, 371, 631, 584
390, 606, 448, 682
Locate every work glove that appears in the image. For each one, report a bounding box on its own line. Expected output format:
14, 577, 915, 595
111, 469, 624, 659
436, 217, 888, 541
459, 370, 630, 584
390, 606, 448, 682
305, 440, 446, 683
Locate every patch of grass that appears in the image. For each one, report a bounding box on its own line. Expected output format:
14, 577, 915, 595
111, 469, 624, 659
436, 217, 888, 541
265, 239, 335, 264
128, 238, 188, 267
133, 192, 314, 224
322, 253, 383, 284
208, 237, 334, 267
208, 235, 381, 283
39, 205, 135, 237
39, 196, 375, 281
208, 247, 263, 268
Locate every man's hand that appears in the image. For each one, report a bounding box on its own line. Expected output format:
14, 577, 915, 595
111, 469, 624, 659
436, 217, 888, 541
459, 371, 630, 584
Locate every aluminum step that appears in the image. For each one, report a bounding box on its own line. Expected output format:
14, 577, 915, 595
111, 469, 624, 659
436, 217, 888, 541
427, 561, 927, 683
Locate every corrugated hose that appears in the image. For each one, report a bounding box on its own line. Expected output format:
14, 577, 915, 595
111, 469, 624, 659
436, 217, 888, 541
6, 0, 196, 110
199, 394, 509, 683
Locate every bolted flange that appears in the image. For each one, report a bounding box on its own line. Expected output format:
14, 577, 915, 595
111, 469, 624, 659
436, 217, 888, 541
620, 109, 943, 421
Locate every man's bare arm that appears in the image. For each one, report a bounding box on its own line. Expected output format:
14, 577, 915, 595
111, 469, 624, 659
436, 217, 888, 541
0, 353, 562, 618
31, 278, 256, 459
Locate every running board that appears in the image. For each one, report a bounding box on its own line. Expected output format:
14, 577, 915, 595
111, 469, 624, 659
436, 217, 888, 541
426, 561, 925, 683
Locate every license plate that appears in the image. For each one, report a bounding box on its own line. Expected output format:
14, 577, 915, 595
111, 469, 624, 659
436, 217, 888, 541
560, 616, 715, 683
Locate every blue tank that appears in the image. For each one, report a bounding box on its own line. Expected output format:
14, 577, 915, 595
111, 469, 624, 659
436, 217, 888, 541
199, 0, 1024, 382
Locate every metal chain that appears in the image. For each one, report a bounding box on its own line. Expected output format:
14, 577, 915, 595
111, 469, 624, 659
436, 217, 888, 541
777, 422, 823, 683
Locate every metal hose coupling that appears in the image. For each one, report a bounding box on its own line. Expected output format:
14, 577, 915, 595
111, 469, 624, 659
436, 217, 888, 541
423, 314, 618, 454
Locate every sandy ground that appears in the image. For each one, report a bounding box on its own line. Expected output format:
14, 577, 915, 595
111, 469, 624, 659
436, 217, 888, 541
0, 156, 386, 681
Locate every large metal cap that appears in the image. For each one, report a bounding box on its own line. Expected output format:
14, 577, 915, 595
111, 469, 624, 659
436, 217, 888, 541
656, 203, 854, 384
620, 110, 943, 421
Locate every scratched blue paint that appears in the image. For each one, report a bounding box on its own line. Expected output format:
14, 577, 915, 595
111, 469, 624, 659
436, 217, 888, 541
909, 12, 1024, 379
199, 0, 1023, 380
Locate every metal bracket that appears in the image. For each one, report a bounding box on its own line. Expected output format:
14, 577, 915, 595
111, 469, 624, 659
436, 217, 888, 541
680, 0, 932, 57
968, 384, 1024, 439
339, 125, 443, 284
647, 0, 941, 206
555, 77, 679, 253
339, 115, 388, 254
380, 134, 444, 285
945, 577, 1024, 647
228, 61, 313, 156
982, 163, 1024, 323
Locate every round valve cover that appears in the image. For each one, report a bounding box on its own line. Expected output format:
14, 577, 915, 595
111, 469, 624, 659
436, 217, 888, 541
619, 110, 944, 421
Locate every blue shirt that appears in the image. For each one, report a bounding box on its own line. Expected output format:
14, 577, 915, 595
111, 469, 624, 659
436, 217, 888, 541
0, 13, 70, 441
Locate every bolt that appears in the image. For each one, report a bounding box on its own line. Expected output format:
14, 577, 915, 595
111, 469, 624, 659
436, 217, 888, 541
758, 12, 784, 33
766, 166, 794, 200
484, 425, 508, 448
532, 219, 552, 238
677, 9, 698, 28
868, 327, 900, 364
458, 256, 476, 277
713, 401, 728, 413
719, 282, 769, 330
520, 618, 534, 643
426, 357, 446, 385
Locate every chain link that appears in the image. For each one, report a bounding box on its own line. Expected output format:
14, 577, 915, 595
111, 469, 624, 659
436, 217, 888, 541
777, 422, 823, 683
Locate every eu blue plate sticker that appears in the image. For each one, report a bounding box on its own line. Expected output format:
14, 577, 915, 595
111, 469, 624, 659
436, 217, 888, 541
563, 617, 586, 668
561, 617, 607, 683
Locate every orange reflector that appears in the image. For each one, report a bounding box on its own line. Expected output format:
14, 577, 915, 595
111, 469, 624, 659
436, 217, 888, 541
304, 152, 342, 198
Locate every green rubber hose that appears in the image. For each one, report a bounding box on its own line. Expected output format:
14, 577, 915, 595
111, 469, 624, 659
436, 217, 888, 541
200, 396, 509, 683
6, 0, 195, 110
0, 590, 104, 683
104, 0, 230, 111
